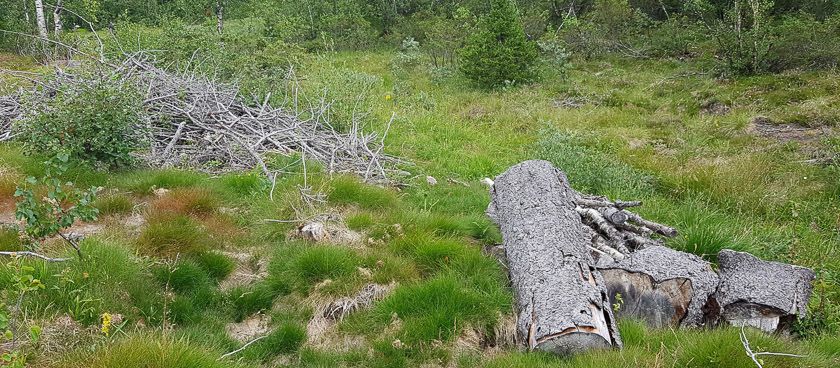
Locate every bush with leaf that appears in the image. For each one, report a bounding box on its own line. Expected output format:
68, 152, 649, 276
459, 0, 539, 89
17, 77, 143, 169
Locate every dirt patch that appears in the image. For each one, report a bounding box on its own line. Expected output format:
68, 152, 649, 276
305, 283, 396, 350
291, 214, 364, 246
700, 100, 731, 115
747, 116, 831, 143
219, 250, 268, 291
226, 313, 271, 343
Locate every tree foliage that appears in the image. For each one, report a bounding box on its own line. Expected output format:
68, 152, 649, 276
459, 0, 538, 88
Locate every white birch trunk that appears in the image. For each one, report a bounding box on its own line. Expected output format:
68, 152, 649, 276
34, 0, 48, 38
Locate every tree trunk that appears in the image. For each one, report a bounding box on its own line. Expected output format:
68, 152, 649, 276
216, 0, 224, 35
714, 250, 815, 333
34, 0, 47, 39
53, 0, 63, 36
487, 160, 621, 355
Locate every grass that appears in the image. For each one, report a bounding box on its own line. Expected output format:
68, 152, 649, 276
2, 31, 840, 367
136, 214, 215, 257
54, 333, 255, 368
93, 193, 135, 216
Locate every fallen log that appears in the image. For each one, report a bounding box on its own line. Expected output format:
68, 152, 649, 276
714, 250, 815, 333
488, 160, 622, 355
596, 246, 719, 328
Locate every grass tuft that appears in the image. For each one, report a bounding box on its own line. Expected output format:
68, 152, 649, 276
137, 214, 214, 257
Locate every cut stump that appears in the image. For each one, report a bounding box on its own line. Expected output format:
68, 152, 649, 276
715, 249, 816, 333
596, 246, 719, 328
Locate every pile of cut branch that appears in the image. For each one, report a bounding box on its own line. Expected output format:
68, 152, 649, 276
574, 194, 677, 261
0, 53, 403, 183
0, 94, 20, 141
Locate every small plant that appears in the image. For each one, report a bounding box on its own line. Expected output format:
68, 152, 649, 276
1, 259, 45, 368
17, 76, 143, 169
13, 153, 99, 254
459, 0, 538, 89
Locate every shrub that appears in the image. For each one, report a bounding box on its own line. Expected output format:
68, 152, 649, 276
17, 77, 142, 169
459, 0, 539, 89
770, 13, 840, 71
689, 0, 775, 75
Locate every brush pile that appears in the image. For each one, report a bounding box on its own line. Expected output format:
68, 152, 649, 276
0, 94, 19, 141
0, 53, 402, 183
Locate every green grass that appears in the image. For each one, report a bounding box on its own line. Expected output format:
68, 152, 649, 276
2, 35, 840, 368
137, 214, 216, 257
93, 193, 135, 216
55, 333, 255, 368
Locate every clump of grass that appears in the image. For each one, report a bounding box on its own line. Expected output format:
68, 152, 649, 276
154, 259, 212, 293
137, 214, 214, 257
151, 188, 219, 217
226, 283, 287, 322
349, 273, 506, 345
94, 193, 134, 216
0, 239, 163, 326
267, 243, 363, 294
193, 251, 236, 282
328, 176, 399, 210
0, 226, 22, 252
217, 171, 267, 197
56, 334, 253, 368
241, 321, 306, 361
117, 169, 206, 194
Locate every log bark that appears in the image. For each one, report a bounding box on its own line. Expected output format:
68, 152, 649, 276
596, 246, 719, 328
714, 249, 815, 332
488, 160, 621, 355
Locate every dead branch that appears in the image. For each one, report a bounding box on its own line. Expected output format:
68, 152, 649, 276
0, 251, 70, 262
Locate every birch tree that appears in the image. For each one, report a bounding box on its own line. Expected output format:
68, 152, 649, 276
34, 0, 47, 38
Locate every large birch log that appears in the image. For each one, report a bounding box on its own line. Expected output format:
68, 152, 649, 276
596, 246, 719, 328
714, 249, 815, 333
488, 160, 621, 355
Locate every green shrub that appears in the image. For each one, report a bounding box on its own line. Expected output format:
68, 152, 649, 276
770, 13, 840, 71
17, 77, 142, 168
689, 0, 775, 75
459, 0, 538, 89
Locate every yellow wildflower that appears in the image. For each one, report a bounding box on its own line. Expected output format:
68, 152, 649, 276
101, 313, 112, 336
385, 94, 392, 101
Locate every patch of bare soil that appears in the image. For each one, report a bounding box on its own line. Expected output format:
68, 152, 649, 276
219, 250, 268, 291
453, 313, 518, 357
305, 282, 397, 351
226, 313, 271, 343
747, 116, 831, 143
700, 100, 731, 115
291, 214, 364, 246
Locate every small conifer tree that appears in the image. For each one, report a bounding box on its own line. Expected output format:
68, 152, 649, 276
459, 0, 538, 89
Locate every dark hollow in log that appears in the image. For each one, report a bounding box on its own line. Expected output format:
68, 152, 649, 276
596, 246, 719, 328
487, 160, 622, 355
715, 249, 816, 333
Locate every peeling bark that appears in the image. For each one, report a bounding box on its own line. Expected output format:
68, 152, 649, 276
488, 160, 621, 355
